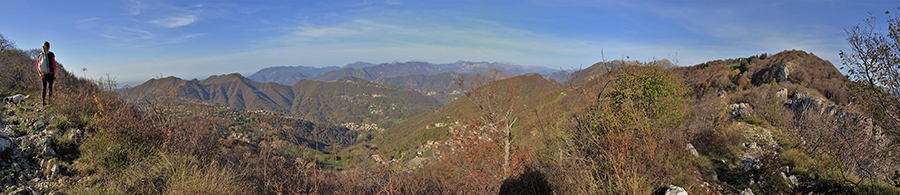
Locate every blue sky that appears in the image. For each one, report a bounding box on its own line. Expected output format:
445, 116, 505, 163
0, 0, 895, 85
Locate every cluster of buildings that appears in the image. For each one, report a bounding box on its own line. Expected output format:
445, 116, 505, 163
226, 132, 251, 143
340, 122, 383, 132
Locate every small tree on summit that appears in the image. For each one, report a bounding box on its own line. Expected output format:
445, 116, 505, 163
0, 34, 14, 53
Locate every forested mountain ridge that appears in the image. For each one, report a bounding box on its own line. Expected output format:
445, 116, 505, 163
375, 69, 515, 104
250, 60, 555, 84
247, 61, 376, 85
122, 73, 442, 124
311, 61, 443, 81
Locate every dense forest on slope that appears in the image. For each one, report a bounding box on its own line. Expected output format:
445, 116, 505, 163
122, 73, 442, 124
247, 61, 375, 85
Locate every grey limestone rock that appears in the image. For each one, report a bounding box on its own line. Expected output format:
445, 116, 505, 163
775, 61, 795, 82
0, 137, 10, 153
686, 143, 699, 157
42, 147, 56, 157
740, 188, 754, 195
730, 103, 752, 120
663, 185, 688, 195
776, 88, 788, 99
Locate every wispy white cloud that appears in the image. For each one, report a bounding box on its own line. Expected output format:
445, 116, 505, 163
99, 26, 205, 48
121, 27, 155, 40
250, 15, 614, 69
128, 0, 147, 16
77, 17, 101, 23
284, 19, 401, 43
85, 1, 210, 48
149, 15, 198, 28
350, 0, 402, 7
639, 2, 846, 65
293, 26, 362, 38
156, 33, 206, 44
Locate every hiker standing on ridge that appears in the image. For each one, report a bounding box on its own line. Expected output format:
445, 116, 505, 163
36, 41, 57, 106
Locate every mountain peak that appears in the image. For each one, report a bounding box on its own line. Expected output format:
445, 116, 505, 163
344, 61, 376, 69
203, 73, 249, 84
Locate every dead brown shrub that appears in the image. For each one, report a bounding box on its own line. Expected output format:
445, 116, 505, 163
166, 116, 223, 160
572, 66, 699, 194
791, 107, 895, 183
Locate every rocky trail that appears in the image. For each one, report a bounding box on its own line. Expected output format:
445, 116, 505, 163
1, 98, 85, 194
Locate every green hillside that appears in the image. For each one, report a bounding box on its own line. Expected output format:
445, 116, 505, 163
289, 77, 442, 124
122, 74, 442, 125
374, 73, 563, 158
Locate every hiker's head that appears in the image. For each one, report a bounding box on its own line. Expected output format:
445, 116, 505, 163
42, 41, 49, 53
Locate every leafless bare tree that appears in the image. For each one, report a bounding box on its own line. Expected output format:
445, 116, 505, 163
839, 7, 900, 192
455, 71, 520, 178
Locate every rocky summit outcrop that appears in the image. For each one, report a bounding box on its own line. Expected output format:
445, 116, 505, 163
785, 91, 838, 116
730, 103, 753, 120
1, 102, 81, 194
774, 61, 795, 83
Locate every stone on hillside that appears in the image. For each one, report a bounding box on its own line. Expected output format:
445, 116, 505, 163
776, 88, 788, 99
37, 138, 51, 148
68, 129, 83, 142
0, 137, 11, 153
743, 156, 760, 171
19, 147, 32, 158
741, 141, 764, 171
50, 164, 59, 178
686, 143, 699, 157
787, 92, 838, 116
663, 185, 688, 195
730, 103, 752, 119
788, 175, 799, 187
42, 147, 56, 157
740, 188, 754, 195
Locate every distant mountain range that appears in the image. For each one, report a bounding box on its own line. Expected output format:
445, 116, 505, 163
311, 61, 443, 82
376, 69, 515, 105
247, 61, 376, 85
122, 73, 442, 124
248, 60, 556, 85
